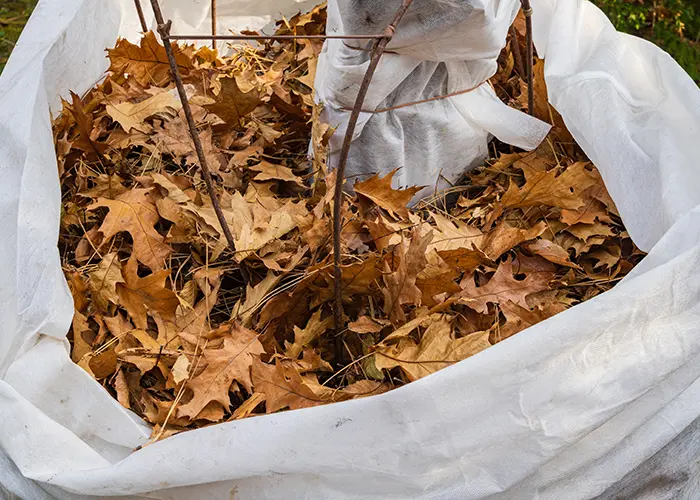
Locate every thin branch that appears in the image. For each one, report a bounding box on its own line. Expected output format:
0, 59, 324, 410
510, 26, 525, 79
133, 0, 148, 32
520, 0, 535, 115
168, 34, 386, 41
148, 0, 248, 283
332, 0, 415, 335
211, 0, 217, 51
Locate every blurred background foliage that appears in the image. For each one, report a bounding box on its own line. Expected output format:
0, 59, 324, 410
0, 0, 698, 79
592, 0, 700, 82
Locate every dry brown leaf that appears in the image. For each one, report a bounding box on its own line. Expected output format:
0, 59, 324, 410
87, 347, 118, 379
89, 252, 125, 311
375, 316, 490, 381
178, 323, 264, 420
501, 160, 598, 210
285, 309, 334, 359
428, 213, 484, 253
566, 222, 616, 241
234, 272, 281, 327
230, 393, 266, 420
460, 260, 553, 314
204, 76, 261, 124
382, 229, 432, 323
415, 255, 462, 307
348, 316, 390, 334
114, 369, 131, 409
67, 271, 90, 313
90, 189, 171, 271
249, 160, 304, 187
106, 90, 180, 133
354, 169, 422, 219
107, 32, 194, 87
526, 239, 582, 269
116, 257, 179, 329
251, 358, 325, 413
481, 221, 547, 259
495, 301, 560, 342
71, 310, 93, 363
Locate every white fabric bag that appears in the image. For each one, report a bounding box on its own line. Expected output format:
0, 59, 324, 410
315, 0, 551, 197
1, 0, 700, 499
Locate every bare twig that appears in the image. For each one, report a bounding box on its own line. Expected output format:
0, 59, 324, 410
510, 26, 525, 79
133, 0, 148, 32
520, 0, 535, 115
332, 0, 415, 334
211, 0, 217, 51
148, 0, 248, 282
168, 34, 386, 41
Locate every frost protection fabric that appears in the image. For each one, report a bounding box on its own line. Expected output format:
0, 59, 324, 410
531, 0, 700, 252
314, 0, 552, 198
1, 0, 700, 499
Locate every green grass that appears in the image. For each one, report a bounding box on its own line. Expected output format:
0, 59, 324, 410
0, 0, 36, 75
0, 0, 697, 81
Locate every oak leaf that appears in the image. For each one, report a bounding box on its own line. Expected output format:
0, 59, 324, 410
116, 257, 179, 329
415, 253, 462, 307
481, 221, 547, 259
382, 229, 432, 323
502, 160, 598, 210
90, 188, 171, 271
428, 213, 484, 253
495, 301, 561, 342
178, 323, 264, 420
348, 316, 390, 334
249, 160, 304, 187
66, 271, 90, 313
106, 90, 180, 133
437, 247, 491, 272
67, 92, 108, 156
234, 272, 281, 327
89, 252, 125, 311
339, 255, 383, 295
375, 316, 491, 381
107, 32, 193, 87
566, 222, 616, 241
204, 76, 261, 124
354, 169, 422, 219
284, 309, 334, 359
460, 259, 553, 314
230, 393, 266, 420
526, 239, 581, 269
71, 310, 93, 363
251, 358, 325, 413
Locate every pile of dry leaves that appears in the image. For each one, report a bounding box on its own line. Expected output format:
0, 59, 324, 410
55, 5, 644, 442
